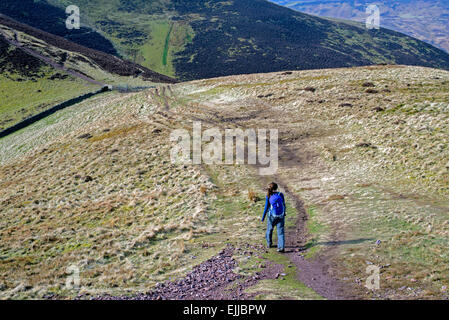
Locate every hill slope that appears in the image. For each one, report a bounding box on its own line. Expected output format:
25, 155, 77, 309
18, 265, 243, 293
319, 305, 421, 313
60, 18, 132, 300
270, 0, 449, 53
0, 65, 448, 299
0, 30, 99, 131
0, 14, 177, 83
0, 15, 176, 130
1, 0, 449, 81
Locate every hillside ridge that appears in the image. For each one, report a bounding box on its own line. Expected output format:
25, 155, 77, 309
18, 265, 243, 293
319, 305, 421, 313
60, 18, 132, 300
2, 0, 449, 81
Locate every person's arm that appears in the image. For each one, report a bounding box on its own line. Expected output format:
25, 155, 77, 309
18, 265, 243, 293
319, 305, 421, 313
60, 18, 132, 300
281, 193, 286, 216
262, 196, 269, 222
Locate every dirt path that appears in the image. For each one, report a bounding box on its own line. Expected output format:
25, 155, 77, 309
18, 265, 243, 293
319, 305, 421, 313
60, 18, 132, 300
167, 89, 364, 300
277, 179, 361, 299
83, 85, 362, 300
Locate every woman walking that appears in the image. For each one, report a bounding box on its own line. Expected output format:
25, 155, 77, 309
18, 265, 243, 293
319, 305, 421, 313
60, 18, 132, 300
261, 182, 286, 253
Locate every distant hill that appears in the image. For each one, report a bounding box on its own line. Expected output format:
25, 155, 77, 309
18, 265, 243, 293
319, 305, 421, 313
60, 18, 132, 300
0, 14, 177, 83
270, 0, 449, 53
1, 0, 449, 81
0, 0, 118, 54
0, 14, 175, 130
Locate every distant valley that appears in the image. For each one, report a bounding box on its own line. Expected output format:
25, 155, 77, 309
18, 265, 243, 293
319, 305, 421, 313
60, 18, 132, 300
270, 0, 449, 53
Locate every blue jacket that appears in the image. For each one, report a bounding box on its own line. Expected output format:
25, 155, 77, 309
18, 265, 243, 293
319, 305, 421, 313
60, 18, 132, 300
262, 192, 286, 222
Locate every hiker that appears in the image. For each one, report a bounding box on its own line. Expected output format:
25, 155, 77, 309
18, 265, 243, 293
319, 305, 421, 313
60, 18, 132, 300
261, 182, 286, 253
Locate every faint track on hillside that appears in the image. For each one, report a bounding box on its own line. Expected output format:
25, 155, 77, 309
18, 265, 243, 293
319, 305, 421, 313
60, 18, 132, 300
150, 87, 363, 299
0, 29, 106, 87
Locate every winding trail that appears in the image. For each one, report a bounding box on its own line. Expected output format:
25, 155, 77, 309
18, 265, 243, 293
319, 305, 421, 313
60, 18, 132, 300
61, 83, 364, 301
278, 179, 360, 299
147, 87, 362, 300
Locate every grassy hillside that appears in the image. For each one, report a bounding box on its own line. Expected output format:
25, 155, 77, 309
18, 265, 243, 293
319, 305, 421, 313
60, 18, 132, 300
0, 65, 448, 299
2, 0, 449, 81
0, 14, 177, 83
0, 34, 98, 130
0, 17, 175, 131
0, 0, 118, 54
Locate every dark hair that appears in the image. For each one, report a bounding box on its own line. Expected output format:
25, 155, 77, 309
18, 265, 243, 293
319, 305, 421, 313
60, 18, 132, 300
267, 182, 278, 198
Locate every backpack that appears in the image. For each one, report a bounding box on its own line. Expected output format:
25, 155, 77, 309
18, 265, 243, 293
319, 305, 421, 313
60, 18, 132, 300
269, 192, 285, 217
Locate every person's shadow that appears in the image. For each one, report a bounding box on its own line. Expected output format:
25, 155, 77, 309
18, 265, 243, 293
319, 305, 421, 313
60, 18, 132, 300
286, 238, 375, 253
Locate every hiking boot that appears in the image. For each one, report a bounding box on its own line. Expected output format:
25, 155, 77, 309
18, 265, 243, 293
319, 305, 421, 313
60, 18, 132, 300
277, 248, 285, 253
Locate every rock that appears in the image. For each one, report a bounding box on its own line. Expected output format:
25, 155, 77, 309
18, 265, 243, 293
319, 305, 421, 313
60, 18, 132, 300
78, 133, 92, 140
84, 176, 94, 183
356, 142, 377, 149
257, 93, 274, 98
304, 87, 316, 93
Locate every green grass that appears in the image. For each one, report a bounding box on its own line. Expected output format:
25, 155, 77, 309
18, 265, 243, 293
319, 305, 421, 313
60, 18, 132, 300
162, 24, 174, 67
301, 205, 328, 258
139, 20, 194, 77
0, 72, 97, 130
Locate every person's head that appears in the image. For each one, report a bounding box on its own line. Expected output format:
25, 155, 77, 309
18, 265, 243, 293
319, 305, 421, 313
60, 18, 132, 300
267, 182, 278, 197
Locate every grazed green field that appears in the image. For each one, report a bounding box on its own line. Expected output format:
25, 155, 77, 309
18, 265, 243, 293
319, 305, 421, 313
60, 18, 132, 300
138, 20, 193, 77
0, 71, 97, 131
45, 0, 194, 78
0, 24, 158, 132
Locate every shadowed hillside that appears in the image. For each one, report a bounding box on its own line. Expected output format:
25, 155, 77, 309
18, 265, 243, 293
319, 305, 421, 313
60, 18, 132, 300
0, 0, 118, 54
0, 14, 177, 83
1, 0, 449, 80
270, 0, 449, 53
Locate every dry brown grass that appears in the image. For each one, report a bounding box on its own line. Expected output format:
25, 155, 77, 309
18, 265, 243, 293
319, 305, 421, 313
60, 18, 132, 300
1, 65, 448, 299
247, 189, 258, 203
